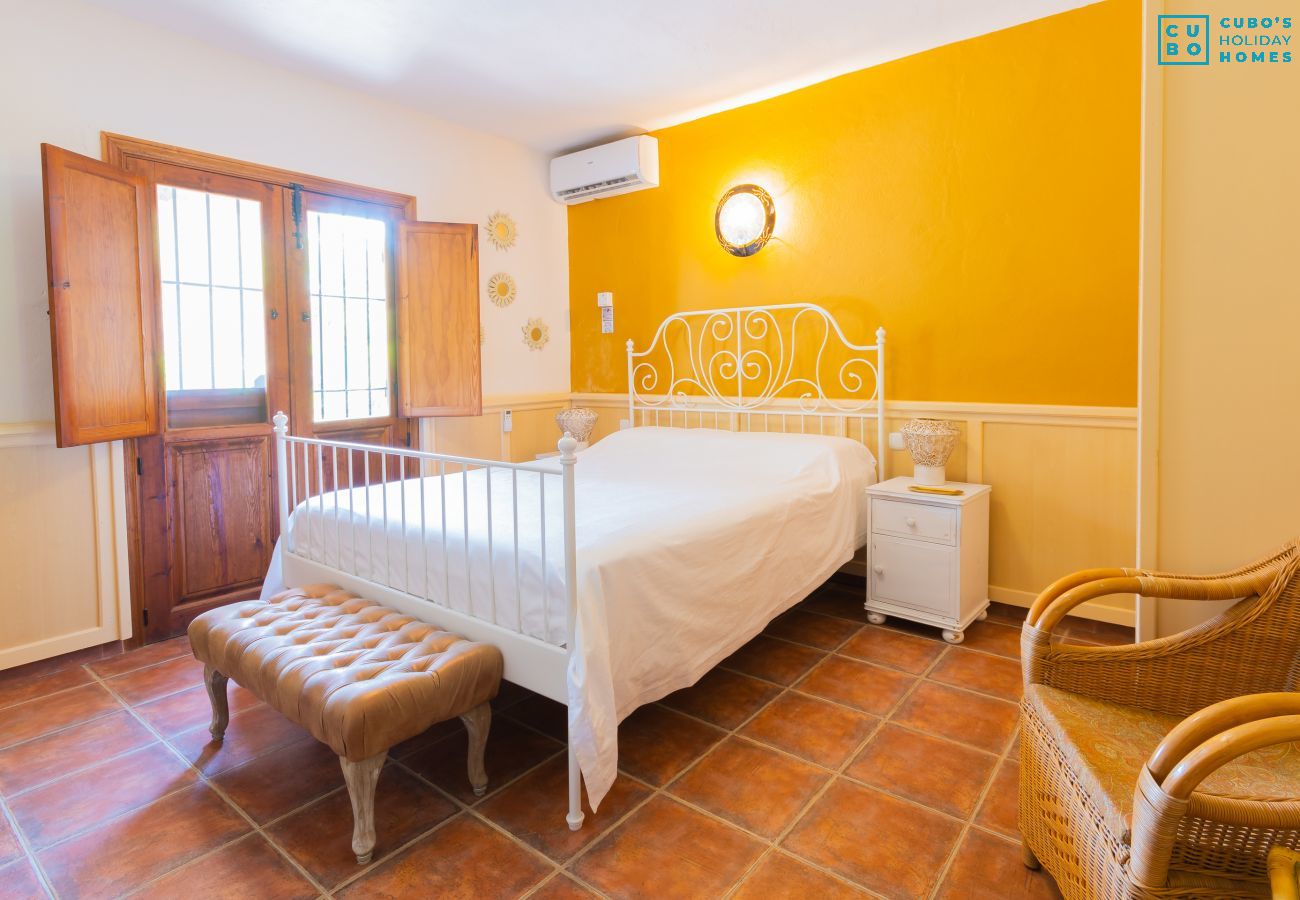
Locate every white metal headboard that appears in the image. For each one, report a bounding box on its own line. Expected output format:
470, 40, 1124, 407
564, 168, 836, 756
625, 303, 886, 481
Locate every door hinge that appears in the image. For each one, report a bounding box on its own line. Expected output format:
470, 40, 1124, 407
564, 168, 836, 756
404, 430, 412, 448
136, 457, 143, 476
142, 609, 149, 627
290, 183, 304, 250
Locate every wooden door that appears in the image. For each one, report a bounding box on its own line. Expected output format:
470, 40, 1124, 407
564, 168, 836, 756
397, 222, 481, 417
41, 145, 159, 447
75, 135, 482, 644
131, 160, 290, 640
284, 190, 415, 497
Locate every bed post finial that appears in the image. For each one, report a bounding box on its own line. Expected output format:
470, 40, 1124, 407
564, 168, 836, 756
272, 411, 290, 550
876, 326, 886, 346
558, 432, 579, 461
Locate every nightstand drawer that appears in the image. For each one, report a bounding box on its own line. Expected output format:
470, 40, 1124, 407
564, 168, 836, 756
870, 498, 956, 545
870, 536, 954, 615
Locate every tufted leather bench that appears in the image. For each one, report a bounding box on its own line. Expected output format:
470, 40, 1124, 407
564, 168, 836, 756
188, 584, 504, 864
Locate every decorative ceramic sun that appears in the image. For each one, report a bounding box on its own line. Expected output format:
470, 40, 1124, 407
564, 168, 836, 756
485, 212, 517, 250
487, 272, 516, 307
522, 317, 549, 351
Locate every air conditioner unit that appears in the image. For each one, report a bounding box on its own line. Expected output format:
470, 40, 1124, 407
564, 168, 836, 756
550, 136, 659, 205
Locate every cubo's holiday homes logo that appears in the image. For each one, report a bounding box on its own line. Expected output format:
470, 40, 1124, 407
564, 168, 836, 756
1158, 14, 1210, 64
1158, 14, 1294, 66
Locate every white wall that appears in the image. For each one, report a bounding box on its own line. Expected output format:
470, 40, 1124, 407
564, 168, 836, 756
0, 0, 570, 414
0, 0, 569, 666
1143, 0, 1300, 635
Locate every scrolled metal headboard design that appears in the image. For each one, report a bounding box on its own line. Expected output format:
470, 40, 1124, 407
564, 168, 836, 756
625, 303, 886, 479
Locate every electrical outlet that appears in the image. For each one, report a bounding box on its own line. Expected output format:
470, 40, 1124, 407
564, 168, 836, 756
502, 410, 513, 433
888, 431, 905, 451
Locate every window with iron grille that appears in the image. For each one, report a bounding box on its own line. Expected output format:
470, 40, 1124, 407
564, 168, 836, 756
156, 186, 266, 392
307, 210, 391, 422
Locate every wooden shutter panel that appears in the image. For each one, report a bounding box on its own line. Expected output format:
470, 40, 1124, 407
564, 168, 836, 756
41, 144, 159, 447
396, 221, 481, 417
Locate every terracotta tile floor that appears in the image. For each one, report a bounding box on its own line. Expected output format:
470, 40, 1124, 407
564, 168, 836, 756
0, 584, 1132, 899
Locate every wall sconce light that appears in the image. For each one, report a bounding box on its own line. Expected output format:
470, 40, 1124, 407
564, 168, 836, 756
715, 184, 775, 257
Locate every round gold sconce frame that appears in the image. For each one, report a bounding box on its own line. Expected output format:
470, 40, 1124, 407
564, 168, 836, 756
714, 183, 775, 257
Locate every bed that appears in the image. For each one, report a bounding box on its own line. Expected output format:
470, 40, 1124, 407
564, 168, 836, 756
266, 303, 887, 827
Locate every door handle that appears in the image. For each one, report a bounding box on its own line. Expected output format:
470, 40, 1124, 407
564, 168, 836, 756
904, 517, 917, 527
301, 312, 311, 322
872, 564, 884, 575
269, 309, 279, 320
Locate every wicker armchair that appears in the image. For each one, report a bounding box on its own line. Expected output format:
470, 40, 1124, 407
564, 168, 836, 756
1019, 542, 1300, 899
1270, 846, 1300, 899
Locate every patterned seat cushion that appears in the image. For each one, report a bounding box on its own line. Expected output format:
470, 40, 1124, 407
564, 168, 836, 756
189, 584, 504, 761
1026, 684, 1300, 841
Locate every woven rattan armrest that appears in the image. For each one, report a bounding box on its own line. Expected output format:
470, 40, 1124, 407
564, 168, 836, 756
1147, 692, 1300, 785
1021, 549, 1300, 709
1128, 695, 1300, 889
1028, 570, 1281, 633
1027, 543, 1298, 632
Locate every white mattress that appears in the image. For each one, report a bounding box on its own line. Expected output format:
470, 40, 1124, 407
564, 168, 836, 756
273, 426, 875, 810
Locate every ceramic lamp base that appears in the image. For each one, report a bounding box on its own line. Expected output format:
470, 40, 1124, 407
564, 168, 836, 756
914, 464, 947, 486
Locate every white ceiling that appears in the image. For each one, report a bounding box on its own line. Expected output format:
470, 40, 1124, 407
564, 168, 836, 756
84, 0, 1099, 154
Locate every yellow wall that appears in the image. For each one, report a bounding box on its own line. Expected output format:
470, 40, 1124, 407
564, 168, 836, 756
569, 0, 1142, 406
1147, 0, 1300, 635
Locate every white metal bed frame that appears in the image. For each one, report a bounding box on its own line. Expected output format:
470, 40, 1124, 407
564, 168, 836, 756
272, 302, 885, 831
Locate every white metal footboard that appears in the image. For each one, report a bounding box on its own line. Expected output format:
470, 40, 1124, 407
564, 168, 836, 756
271, 412, 586, 830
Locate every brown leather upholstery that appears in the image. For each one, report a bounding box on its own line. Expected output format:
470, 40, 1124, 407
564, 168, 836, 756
188, 584, 503, 761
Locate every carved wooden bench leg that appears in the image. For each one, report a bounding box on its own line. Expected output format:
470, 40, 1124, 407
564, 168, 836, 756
460, 702, 491, 797
203, 664, 229, 741
340, 752, 387, 865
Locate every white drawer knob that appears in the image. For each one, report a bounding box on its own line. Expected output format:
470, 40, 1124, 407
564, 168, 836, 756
904, 516, 917, 527
872, 564, 884, 575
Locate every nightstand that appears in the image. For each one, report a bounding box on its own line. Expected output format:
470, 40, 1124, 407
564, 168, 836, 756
865, 477, 991, 644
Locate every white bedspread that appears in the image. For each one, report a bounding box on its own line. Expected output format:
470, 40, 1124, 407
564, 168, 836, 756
266, 426, 875, 809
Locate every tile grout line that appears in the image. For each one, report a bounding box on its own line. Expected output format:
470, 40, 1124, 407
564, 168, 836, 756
694, 618, 1032, 899
0, 638, 188, 695
373, 709, 628, 900
602, 623, 893, 899
358, 748, 616, 900
368, 741, 572, 893
0, 664, 148, 900
3, 738, 169, 802
924, 716, 1025, 899
0, 649, 201, 761
760, 608, 1052, 896
0, 780, 57, 899
732, 629, 959, 898
82, 666, 335, 900
557, 614, 1019, 898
